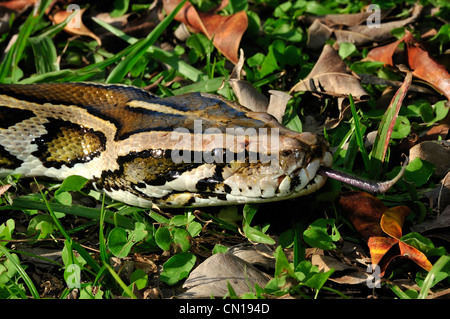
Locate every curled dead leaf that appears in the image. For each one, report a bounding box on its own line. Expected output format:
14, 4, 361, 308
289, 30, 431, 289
380, 206, 411, 240
338, 191, 386, 240
51, 7, 102, 46
290, 44, 369, 100
303, 4, 422, 48
367, 30, 450, 100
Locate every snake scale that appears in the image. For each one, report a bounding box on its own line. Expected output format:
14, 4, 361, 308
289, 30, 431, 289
0, 82, 334, 208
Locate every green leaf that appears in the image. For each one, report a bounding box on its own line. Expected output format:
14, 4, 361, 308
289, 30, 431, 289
111, 0, 130, 17
55, 175, 89, 196
243, 224, 276, 244
391, 115, 411, 139
171, 227, 191, 252
160, 252, 196, 285
401, 233, 435, 255
187, 221, 202, 237
155, 226, 172, 251
404, 158, 435, 187
129, 268, 148, 290
304, 269, 334, 291
27, 215, 58, 240
339, 42, 358, 60
0, 219, 14, 248
303, 218, 340, 250
54, 191, 72, 206
212, 244, 228, 254
107, 227, 132, 258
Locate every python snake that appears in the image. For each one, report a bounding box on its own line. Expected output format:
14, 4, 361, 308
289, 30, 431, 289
0, 82, 333, 208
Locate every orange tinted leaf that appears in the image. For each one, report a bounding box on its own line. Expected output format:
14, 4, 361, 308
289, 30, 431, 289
338, 191, 387, 239
163, 0, 247, 64
404, 30, 450, 100
366, 37, 403, 66
380, 206, 411, 239
367, 236, 398, 267
398, 241, 433, 272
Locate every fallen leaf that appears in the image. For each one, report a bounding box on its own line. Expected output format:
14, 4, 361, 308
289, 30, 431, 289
51, 7, 102, 46
180, 252, 271, 298
338, 4, 422, 46
339, 191, 433, 275
302, 4, 422, 48
290, 44, 369, 100
404, 31, 450, 100
163, 0, 248, 64
367, 236, 398, 266
0, 184, 11, 196
366, 30, 450, 100
398, 241, 433, 271
228, 49, 269, 112
380, 206, 411, 239
409, 140, 450, 177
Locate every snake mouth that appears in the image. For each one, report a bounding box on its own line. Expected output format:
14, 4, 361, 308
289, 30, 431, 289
276, 151, 333, 197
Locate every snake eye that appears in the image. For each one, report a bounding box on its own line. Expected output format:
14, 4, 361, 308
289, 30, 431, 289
281, 150, 292, 157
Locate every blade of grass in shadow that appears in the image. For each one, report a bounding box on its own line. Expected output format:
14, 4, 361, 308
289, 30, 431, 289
0, 246, 40, 299
349, 94, 370, 171
418, 255, 450, 299
37, 186, 102, 273
172, 77, 225, 94
106, 0, 188, 83
98, 193, 110, 263
103, 263, 138, 299
27, 9, 79, 75
29, 36, 59, 74
1, 197, 135, 229
0, 0, 53, 82
369, 67, 412, 180
93, 17, 204, 83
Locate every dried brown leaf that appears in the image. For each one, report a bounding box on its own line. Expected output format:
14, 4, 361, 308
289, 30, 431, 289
290, 44, 369, 100
51, 8, 101, 46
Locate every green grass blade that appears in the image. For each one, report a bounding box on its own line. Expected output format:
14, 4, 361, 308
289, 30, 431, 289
349, 94, 369, 171
0, 246, 40, 299
106, 0, 188, 83
369, 71, 412, 179
29, 36, 59, 74
0, 0, 53, 82
93, 16, 204, 83
418, 255, 450, 299
172, 77, 225, 95
103, 263, 138, 299
2, 197, 135, 229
